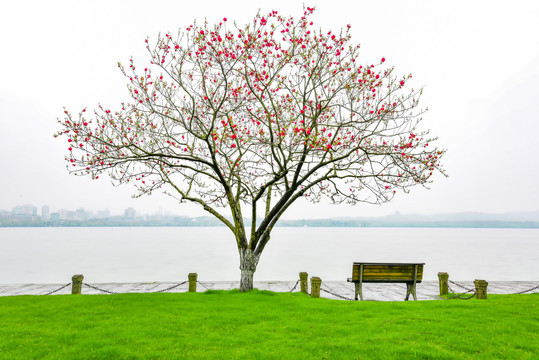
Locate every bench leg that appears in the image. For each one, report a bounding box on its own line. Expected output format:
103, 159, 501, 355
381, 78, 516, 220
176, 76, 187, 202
354, 282, 363, 301
405, 283, 418, 301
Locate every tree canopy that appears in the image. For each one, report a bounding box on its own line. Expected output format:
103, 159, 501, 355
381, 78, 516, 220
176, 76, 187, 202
56, 7, 446, 290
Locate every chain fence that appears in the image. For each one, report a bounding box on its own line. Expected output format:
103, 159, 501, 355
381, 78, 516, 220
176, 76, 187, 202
442, 280, 539, 300
196, 281, 210, 290
42, 283, 71, 296
287, 279, 311, 295
289, 280, 300, 293
441, 280, 475, 300
442, 280, 476, 300
320, 285, 354, 301
448, 280, 474, 292
512, 284, 539, 295
17, 279, 539, 299
153, 281, 188, 293
83, 283, 118, 294
82, 281, 190, 294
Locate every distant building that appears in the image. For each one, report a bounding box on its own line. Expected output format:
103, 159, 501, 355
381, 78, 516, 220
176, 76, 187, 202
12, 204, 37, 216
96, 209, 111, 219
50, 213, 60, 221
41, 205, 50, 221
1, 208, 38, 222
124, 207, 136, 218
75, 208, 90, 220
58, 209, 67, 220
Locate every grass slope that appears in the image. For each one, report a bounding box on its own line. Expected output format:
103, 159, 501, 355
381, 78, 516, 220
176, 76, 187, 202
0, 290, 537, 359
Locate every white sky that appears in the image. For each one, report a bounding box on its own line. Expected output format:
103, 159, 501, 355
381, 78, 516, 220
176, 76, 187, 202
1, 0, 538, 219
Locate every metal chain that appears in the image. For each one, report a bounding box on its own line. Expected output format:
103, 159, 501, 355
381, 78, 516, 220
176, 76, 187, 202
151, 281, 188, 293
289, 280, 300, 293
512, 284, 539, 295
448, 280, 474, 292
42, 283, 71, 296
320, 286, 354, 301
446, 292, 476, 300
83, 283, 118, 294
445, 283, 476, 300
197, 281, 210, 290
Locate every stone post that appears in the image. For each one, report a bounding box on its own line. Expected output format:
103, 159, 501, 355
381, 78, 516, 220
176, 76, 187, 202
474, 279, 488, 299
72, 274, 84, 295
310, 277, 321, 298
299, 272, 308, 294
188, 273, 198, 292
438, 272, 449, 296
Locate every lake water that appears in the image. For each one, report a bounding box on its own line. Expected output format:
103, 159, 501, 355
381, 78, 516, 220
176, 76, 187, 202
0, 227, 537, 284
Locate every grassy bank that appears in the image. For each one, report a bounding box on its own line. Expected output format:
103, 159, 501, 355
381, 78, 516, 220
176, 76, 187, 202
0, 290, 537, 359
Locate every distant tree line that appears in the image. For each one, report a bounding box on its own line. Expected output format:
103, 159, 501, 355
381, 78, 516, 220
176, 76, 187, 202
2, 217, 538, 228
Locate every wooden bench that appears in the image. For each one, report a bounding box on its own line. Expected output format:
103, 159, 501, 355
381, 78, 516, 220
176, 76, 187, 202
347, 262, 424, 301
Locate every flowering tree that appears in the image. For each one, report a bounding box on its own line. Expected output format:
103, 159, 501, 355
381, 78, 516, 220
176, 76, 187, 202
56, 7, 446, 291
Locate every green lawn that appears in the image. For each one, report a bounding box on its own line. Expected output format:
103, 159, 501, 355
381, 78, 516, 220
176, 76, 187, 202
0, 290, 537, 359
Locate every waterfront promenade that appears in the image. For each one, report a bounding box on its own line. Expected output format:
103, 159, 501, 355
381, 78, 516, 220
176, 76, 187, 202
1, 280, 537, 301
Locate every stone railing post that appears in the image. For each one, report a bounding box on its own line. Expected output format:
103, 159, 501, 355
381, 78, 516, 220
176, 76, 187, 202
474, 279, 488, 299
188, 273, 198, 292
310, 277, 321, 298
72, 274, 84, 294
438, 272, 449, 296
299, 272, 308, 294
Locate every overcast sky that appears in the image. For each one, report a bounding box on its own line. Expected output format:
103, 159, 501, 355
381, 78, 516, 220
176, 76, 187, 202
1, 0, 538, 219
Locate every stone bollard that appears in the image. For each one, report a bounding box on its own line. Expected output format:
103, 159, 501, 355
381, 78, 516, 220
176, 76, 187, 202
310, 277, 321, 298
188, 273, 198, 292
299, 272, 309, 294
438, 272, 449, 296
474, 279, 488, 299
72, 274, 84, 294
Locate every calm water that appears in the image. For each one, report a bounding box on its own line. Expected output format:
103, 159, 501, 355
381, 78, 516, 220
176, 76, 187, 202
0, 227, 537, 284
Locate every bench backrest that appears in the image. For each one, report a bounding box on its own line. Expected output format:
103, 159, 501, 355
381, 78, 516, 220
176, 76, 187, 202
352, 263, 424, 283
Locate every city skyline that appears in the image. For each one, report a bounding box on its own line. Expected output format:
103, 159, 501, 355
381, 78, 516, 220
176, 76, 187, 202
1, 204, 143, 219
3, 201, 539, 222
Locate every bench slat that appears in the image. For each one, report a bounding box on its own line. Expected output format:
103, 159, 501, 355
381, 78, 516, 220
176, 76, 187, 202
353, 271, 424, 277
351, 264, 424, 282
355, 266, 423, 271
359, 273, 424, 279
355, 269, 424, 275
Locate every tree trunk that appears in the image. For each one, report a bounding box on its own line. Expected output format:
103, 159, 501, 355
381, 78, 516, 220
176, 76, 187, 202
239, 248, 260, 292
